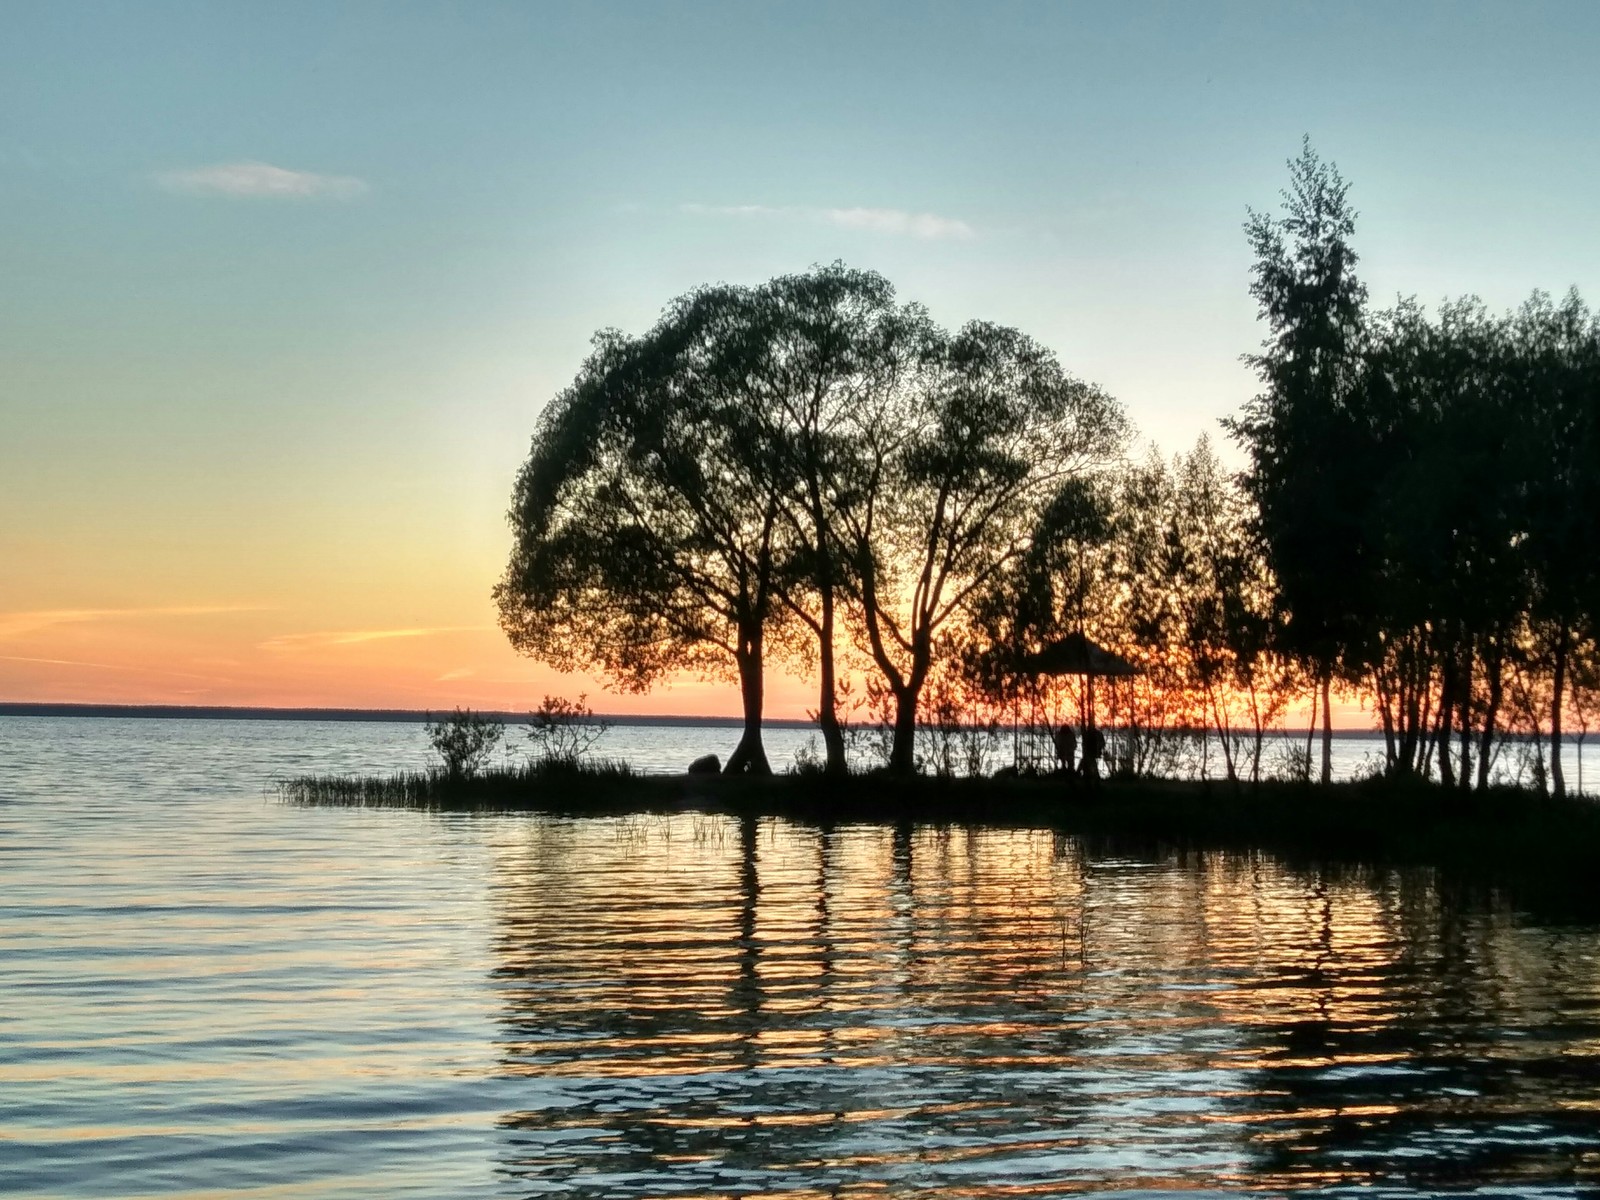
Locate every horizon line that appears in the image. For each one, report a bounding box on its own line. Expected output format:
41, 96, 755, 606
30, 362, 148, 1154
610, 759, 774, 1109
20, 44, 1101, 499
0, 700, 1403, 735
0, 701, 806, 728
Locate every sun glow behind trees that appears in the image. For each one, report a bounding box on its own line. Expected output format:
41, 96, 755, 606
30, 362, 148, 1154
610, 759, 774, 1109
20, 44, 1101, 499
495, 265, 1127, 775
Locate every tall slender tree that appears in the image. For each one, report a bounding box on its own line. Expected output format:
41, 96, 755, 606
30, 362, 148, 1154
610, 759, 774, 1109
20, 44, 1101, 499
1228, 138, 1372, 783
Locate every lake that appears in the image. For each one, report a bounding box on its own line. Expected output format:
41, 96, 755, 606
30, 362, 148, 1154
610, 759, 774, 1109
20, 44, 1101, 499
3, 716, 1599, 1197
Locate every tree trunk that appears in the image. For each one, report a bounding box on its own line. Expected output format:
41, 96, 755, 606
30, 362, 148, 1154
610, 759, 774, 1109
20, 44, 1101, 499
1210, 686, 1237, 782
1415, 654, 1436, 778
1476, 645, 1502, 792
888, 685, 918, 774
724, 628, 771, 776
880, 623, 932, 775
1401, 655, 1422, 775
1436, 658, 1456, 788
1320, 674, 1333, 785
816, 588, 847, 776
1304, 680, 1318, 779
806, 474, 848, 776
1456, 649, 1474, 794
1552, 624, 1569, 800
1376, 676, 1397, 775
1248, 685, 1266, 785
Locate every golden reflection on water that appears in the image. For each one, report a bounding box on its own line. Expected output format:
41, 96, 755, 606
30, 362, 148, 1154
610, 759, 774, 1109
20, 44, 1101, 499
487, 815, 1600, 1196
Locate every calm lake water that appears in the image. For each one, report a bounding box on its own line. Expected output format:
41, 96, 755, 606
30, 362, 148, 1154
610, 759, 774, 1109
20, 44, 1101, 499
4, 716, 1600, 1198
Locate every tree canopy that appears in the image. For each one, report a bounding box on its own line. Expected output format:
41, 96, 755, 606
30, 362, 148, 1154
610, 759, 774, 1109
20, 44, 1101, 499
496, 265, 1127, 774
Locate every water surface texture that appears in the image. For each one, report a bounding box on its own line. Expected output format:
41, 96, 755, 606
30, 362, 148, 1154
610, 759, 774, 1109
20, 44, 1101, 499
3, 717, 1599, 1197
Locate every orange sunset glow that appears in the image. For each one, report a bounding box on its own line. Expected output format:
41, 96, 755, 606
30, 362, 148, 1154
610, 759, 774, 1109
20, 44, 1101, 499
0, 602, 826, 715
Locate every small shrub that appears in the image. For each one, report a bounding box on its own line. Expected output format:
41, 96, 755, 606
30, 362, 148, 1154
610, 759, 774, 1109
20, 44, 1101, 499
425, 708, 504, 779
525, 694, 609, 765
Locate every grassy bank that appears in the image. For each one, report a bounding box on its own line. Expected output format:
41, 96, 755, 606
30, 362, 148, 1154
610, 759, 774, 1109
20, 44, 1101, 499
279, 757, 658, 810
279, 765, 1600, 919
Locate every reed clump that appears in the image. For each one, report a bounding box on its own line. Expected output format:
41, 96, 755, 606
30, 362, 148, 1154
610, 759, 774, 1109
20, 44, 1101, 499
277, 756, 646, 811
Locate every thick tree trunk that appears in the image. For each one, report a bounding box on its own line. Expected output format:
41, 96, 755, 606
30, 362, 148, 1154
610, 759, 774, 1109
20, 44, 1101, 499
1456, 649, 1474, 794
1551, 625, 1569, 800
1320, 674, 1333, 785
724, 630, 771, 776
888, 685, 919, 774
880, 624, 932, 775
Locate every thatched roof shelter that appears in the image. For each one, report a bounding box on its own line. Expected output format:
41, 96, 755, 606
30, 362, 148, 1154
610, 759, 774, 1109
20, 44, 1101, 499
1018, 632, 1139, 680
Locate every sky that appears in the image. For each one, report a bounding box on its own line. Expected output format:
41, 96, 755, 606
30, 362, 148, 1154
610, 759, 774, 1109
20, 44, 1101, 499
3, 0, 1598, 719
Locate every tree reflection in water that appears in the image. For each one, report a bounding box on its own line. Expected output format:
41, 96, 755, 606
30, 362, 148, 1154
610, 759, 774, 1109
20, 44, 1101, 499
488, 816, 1600, 1196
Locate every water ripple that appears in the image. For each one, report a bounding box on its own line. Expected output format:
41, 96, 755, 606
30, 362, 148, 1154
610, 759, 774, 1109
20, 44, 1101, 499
3, 717, 1599, 1197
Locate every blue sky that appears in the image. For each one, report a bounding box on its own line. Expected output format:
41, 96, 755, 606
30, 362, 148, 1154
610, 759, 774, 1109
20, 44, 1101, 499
3, 0, 1598, 708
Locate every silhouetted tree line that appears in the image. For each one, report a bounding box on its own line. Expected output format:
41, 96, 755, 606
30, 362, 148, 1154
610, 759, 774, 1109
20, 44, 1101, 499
497, 144, 1598, 790
1231, 139, 1600, 795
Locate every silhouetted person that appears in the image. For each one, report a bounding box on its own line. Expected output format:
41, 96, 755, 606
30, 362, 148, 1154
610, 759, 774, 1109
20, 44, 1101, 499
1053, 723, 1077, 775
1080, 723, 1105, 782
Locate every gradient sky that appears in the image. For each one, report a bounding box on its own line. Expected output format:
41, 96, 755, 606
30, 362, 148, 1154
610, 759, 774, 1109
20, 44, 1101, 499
3, 1, 1598, 717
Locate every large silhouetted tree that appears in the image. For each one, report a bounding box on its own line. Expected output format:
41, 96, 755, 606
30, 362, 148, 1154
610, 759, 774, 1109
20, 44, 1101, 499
494, 288, 787, 773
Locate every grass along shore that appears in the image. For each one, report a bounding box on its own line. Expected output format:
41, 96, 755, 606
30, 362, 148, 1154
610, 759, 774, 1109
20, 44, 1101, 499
279, 764, 1600, 919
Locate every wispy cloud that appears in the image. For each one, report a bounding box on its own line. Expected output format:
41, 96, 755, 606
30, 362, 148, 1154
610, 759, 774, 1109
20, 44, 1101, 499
0, 653, 222, 683
155, 160, 367, 200
0, 605, 265, 641
680, 203, 974, 240
258, 626, 491, 652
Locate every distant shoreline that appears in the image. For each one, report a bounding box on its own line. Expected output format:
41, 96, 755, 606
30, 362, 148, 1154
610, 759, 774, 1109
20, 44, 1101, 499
0, 702, 810, 729
0, 701, 1408, 737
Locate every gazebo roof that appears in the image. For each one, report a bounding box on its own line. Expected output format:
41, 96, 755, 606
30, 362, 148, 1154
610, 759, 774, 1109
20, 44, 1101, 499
1018, 632, 1140, 678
